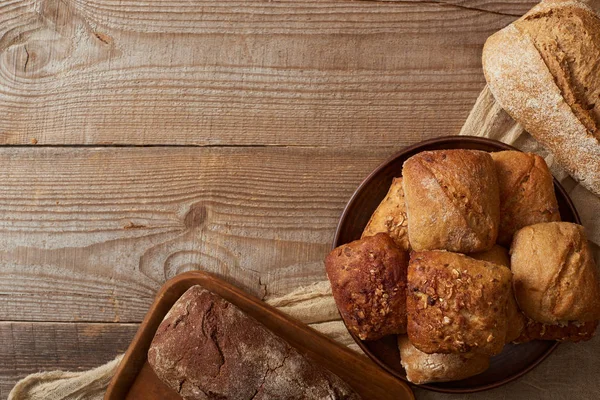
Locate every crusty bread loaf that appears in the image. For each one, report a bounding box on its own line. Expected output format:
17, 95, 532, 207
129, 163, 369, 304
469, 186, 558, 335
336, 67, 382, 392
483, 0, 600, 196
491, 151, 561, 246
325, 233, 408, 340
406, 251, 511, 356
361, 177, 410, 251
470, 245, 526, 343
511, 222, 600, 324
398, 336, 489, 385
148, 286, 361, 400
402, 150, 500, 253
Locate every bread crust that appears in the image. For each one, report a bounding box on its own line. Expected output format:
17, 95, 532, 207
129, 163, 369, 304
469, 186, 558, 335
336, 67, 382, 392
402, 150, 500, 253
398, 336, 489, 385
325, 233, 409, 341
407, 251, 511, 356
491, 151, 561, 246
470, 245, 526, 343
515, 318, 598, 343
511, 222, 600, 324
362, 177, 410, 251
483, 1, 600, 196
148, 286, 361, 399
469, 244, 510, 268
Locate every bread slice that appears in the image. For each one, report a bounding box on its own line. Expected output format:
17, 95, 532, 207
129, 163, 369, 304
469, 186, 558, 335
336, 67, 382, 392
482, 0, 600, 196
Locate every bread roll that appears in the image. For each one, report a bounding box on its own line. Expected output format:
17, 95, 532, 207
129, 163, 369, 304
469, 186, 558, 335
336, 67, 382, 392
515, 318, 598, 343
491, 151, 560, 246
407, 251, 511, 356
483, 0, 600, 196
511, 222, 600, 324
469, 244, 510, 267
402, 149, 500, 253
362, 177, 410, 251
470, 245, 526, 343
325, 233, 408, 340
398, 336, 489, 385
148, 286, 361, 400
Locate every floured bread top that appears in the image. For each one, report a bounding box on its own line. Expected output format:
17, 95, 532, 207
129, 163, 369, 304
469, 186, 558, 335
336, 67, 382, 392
515, 2, 600, 137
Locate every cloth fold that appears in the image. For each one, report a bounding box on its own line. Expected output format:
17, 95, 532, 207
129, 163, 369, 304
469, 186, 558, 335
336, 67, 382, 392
8, 356, 123, 400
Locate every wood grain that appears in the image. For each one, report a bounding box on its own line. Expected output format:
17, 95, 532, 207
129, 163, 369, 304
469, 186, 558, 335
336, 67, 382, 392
366, 0, 535, 16
0, 146, 393, 323
0, 321, 137, 399
0, 0, 524, 146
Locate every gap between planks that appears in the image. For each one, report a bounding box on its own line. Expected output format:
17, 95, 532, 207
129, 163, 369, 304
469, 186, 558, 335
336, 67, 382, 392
355, 0, 524, 17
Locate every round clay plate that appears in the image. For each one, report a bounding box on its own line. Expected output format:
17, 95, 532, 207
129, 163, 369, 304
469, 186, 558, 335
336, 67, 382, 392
333, 136, 581, 393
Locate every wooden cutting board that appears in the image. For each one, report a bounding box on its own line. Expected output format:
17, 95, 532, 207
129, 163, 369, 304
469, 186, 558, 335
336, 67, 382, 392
104, 270, 414, 400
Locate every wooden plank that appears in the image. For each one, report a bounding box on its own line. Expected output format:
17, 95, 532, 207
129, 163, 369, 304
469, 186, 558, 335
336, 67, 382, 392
0, 321, 137, 399
0, 0, 523, 146
0, 146, 393, 323
376, 0, 536, 16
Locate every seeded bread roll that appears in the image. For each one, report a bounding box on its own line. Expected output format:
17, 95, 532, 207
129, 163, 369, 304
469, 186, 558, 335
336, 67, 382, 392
148, 286, 361, 400
491, 151, 561, 246
470, 245, 526, 343
325, 233, 409, 341
483, 0, 600, 196
511, 222, 600, 324
402, 149, 500, 253
398, 336, 489, 385
362, 177, 410, 251
407, 251, 511, 356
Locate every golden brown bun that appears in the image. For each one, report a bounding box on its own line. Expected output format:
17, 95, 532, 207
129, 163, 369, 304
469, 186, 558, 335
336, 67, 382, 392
398, 336, 490, 385
491, 151, 561, 246
511, 222, 600, 324
325, 233, 409, 341
483, 1, 600, 196
407, 251, 511, 356
515, 318, 598, 343
402, 150, 500, 253
362, 177, 410, 251
470, 245, 525, 343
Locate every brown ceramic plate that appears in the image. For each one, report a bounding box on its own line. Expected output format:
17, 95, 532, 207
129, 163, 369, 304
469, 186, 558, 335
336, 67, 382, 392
333, 136, 581, 393
105, 271, 414, 400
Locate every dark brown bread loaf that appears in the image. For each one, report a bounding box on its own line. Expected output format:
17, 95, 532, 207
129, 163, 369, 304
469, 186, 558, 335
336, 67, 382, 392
325, 233, 409, 341
148, 286, 361, 400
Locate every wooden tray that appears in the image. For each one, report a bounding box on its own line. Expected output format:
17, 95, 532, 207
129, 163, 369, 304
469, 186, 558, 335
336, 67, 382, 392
333, 136, 581, 393
105, 271, 414, 400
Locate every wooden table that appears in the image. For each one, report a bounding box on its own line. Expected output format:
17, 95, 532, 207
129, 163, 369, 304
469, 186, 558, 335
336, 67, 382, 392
1, 1, 598, 399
